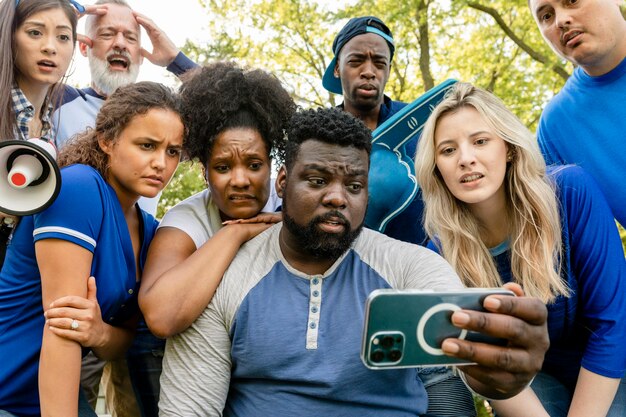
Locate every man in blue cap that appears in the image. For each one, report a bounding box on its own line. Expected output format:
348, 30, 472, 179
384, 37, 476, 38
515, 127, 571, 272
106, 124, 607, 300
323, 16, 425, 245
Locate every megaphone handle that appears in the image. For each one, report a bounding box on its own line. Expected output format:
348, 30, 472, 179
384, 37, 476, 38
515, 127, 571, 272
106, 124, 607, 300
0, 215, 17, 268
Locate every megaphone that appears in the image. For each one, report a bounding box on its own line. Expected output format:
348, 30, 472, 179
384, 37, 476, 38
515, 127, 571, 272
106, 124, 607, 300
0, 138, 62, 216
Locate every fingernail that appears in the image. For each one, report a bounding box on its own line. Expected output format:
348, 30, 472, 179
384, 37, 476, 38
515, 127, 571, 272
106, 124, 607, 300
442, 340, 459, 354
451, 311, 470, 325
484, 297, 502, 310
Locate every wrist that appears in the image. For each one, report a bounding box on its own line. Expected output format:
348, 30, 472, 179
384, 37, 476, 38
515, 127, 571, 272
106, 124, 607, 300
456, 367, 535, 401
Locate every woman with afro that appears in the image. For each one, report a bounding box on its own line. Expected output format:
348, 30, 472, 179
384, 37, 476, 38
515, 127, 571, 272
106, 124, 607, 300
139, 62, 296, 339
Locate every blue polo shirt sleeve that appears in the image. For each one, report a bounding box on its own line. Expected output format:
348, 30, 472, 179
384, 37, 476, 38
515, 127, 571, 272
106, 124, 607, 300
33, 164, 105, 252
556, 165, 626, 378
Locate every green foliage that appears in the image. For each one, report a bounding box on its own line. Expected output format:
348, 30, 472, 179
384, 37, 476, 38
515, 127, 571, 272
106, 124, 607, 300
475, 396, 494, 417
157, 161, 206, 219
183, 0, 569, 131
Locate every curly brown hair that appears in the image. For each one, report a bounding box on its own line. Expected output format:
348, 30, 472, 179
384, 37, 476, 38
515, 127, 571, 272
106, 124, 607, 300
179, 62, 296, 168
57, 82, 184, 176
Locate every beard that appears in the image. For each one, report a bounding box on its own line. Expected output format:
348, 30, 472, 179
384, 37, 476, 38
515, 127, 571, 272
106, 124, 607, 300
282, 203, 364, 261
87, 50, 139, 96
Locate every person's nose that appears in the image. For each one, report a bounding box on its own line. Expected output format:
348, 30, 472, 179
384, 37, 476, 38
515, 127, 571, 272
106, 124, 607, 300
230, 166, 251, 188
322, 182, 347, 209
360, 60, 376, 80
41, 35, 57, 55
112, 31, 128, 51
152, 150, 166, 171
555, 9, 572, 31
458, 144, 476, 168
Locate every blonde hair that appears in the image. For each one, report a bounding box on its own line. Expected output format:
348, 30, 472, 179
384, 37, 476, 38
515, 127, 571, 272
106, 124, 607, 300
415, 82, 568, 303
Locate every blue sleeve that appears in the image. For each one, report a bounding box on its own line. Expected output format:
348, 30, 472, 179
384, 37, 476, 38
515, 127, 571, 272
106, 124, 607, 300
33, 165, 105, 252
537, 110, 564, 167
425, 239, 440, 254
557, 166, 626, 378
166, 52, 198, 77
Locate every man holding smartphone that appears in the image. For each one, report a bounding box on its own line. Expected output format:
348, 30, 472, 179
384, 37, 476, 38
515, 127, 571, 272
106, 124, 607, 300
159, 108, 549, 417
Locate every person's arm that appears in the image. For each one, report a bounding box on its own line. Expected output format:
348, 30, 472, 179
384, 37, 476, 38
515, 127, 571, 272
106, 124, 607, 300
444, 283, 549, 400
139, 222, 273, 338
567, 368, 620, 417
159, 294, 233, 416
44, 276, 135, 360
490, 387, 550, 417
36, 239, 92, 417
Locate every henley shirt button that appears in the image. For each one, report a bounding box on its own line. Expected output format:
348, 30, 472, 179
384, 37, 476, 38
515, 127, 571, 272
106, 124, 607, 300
312, 278, 319, 285
128, 289, 134, 294
312, 290, 319, 297
311, 306, 318, 313
310, 322, 316, 329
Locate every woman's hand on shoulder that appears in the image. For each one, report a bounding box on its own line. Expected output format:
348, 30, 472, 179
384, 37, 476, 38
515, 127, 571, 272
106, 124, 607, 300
44, 276, 106, 349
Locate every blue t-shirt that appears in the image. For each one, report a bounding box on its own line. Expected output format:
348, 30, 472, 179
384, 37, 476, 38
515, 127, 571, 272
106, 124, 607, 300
428, 166, 626, 390
537, 57, 626, 227
0, 164, 157, 417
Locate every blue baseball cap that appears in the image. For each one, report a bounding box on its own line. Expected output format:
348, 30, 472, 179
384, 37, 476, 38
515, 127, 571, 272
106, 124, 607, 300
322, 16, 395, 95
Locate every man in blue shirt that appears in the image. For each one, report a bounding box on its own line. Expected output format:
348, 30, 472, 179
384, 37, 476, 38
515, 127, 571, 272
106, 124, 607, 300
322, 16, 427, 244
528, 0, 626, 227
159, 108, 550, 416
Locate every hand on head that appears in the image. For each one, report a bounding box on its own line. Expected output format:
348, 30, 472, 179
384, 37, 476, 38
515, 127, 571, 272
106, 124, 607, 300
134, 11, 179, 67
75, 3, 108, 47
44, 276, 107, 349
443, 283, 549, 399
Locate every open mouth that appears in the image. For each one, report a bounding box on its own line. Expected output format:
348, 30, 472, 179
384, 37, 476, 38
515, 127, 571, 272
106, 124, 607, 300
107, 55, 130, 70
229, 194, 255, 201
37, 60, 57, 68
461, 174, 484, 183
562, 30, 582, 47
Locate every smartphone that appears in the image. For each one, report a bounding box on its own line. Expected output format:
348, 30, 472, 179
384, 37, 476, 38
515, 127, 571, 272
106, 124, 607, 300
361, 288, 515, 369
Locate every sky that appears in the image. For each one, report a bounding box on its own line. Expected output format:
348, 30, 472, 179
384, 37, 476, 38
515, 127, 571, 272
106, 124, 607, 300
65, 0, 209, 88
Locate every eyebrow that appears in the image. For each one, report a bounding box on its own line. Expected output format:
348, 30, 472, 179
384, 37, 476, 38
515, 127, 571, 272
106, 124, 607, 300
23, 20, 72, 31
302, 163, 368, 177
97, 25, 139, 35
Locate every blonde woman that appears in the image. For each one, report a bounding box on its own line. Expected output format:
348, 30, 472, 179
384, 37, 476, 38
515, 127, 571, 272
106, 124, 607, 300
415, 83, 626, 417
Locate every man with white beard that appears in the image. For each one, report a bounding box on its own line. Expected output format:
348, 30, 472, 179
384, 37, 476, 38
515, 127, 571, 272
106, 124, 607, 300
53, 0, 195, 149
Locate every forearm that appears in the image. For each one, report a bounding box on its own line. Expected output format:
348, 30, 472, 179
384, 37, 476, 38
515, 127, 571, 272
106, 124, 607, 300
491, 387, 549, 417
39, 330, 82, 417
567, 368, 620, 417
141, 226, 249, 337
90, 322, 135, 361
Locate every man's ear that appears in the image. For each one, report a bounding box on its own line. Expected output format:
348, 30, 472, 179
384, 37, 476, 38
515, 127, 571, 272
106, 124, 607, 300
276, 165, 287, 198
333, 60, 340, 78
78, 37, 92, 57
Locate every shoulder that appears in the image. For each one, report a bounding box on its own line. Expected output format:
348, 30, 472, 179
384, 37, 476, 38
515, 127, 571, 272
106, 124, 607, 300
353, 229, 462, 291
60, 164, 104, 188
160, 189, 213, 226
548, 164, 595, 190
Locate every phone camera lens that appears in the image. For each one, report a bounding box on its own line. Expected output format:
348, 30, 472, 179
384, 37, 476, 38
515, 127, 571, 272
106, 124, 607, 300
388, 349, 402, 362
381, 335, 395, 349
371, 349, 385, 363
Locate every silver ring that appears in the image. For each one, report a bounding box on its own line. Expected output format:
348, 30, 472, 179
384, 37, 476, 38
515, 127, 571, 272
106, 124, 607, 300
71, 319, 79, 330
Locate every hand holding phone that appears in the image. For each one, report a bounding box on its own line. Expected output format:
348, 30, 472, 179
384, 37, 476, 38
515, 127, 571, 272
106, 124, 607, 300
361, 288, 515, 369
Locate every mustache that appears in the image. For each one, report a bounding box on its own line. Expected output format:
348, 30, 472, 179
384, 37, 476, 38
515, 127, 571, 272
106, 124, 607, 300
314, 211, 349, 226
